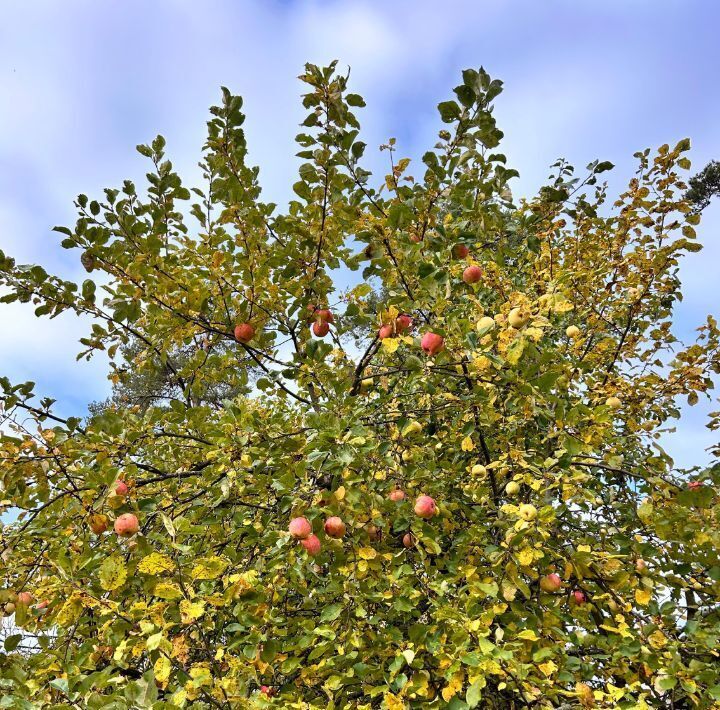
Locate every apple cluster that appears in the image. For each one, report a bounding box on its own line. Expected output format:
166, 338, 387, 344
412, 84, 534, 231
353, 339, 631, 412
287, 492, 438, 557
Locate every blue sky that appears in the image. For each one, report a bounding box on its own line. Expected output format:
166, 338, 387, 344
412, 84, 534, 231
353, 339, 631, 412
0, 0, 718, 468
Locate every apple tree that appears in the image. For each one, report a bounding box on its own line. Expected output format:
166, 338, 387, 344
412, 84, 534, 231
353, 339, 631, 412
1, 62, 720, 709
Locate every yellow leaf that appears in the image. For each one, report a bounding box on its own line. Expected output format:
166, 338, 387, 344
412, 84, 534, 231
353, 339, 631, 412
191, 556, 229, 581
55, 594, 83, 627
180, 599, 206, 624
501, 580, 518, 601
505, 335, 526, 365
635, 588, 651, 606
358, 547, 377, 560
516, 547, 534, 567
172, 635, 190, 664
551, 294, 574, 313
188, 662, 212, 687
461, 436, 476, 452
382, 337, 400, 354
384, 692, 407, 710
648, 630, 667, 649
525, 326, 544, 342
99, 556, 127, 591
169, 689, 187, 707
138, 552, 175, 576
441, 671, 464, 702
154, 582, 183, 600
154, 655, 172, 686
538, 660, 557, 677
637, 498, 653, 521
575, 681, 594, 707
409, 669, 431, 697
401, 420, 422, 437
517, 629, 539, 641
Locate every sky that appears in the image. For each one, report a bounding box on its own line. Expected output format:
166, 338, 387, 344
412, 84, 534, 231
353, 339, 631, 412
0, 0, 718, 469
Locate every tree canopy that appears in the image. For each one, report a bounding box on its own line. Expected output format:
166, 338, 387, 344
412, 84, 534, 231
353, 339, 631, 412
1, 62, 719, 709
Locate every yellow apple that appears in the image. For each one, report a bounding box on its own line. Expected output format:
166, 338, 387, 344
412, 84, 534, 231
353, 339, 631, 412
508, 307, 530, 329
518, 503, 537, 521
605, 396, 622, 410
565, 325, 581, 339
476, 316, 495, 332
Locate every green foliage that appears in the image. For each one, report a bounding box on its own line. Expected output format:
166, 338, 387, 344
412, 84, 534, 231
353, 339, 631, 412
1, 63, 719, 709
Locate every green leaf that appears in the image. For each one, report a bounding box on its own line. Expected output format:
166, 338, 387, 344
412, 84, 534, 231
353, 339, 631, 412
4, 634, 22, 652
466, 679, 484, 708
437, 100, 461, 122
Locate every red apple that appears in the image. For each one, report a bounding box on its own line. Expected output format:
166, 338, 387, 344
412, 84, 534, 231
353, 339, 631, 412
378, 324, 394, 339
402, 532, 416, 549
421, 332, 444, 356
688, 480, 703, 490
114, 513, 139, 537
234, 323, 255, 343
572, 590, 586, 605
289, 517, 312, 540
462, 265, 482, 284
410, 234, 422, 243
540, 573, 562, 593
17, 592, 33, 606
315, 309, 334, 323
260, 685, 276, 697
115, 480, 129, 497
324, 516, 346, 539
396, 314, 413, 333
36, 600, 49, 612
313, 320, 330, 337
301, 534, 321, 556
414, 495, 437, 519
389, 489, 406, 502
452, 244, 469, 259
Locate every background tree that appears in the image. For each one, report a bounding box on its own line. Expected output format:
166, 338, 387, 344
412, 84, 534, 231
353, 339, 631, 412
686, 160, 720, 212
1, 62, 719, 709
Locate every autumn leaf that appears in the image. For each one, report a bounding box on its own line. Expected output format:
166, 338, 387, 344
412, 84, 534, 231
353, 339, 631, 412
99, 556, 127, 591
461, 435, 475, 452
441, 671, 464, 701
180, 599, 206, 624
381, 338, 400, 354
635, 588, 651, 606
153, 582, 183, 600
138, 552, 175, 576
154, 655, 172, 687
384, 692, 407, 710
191, 556, 229, 581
